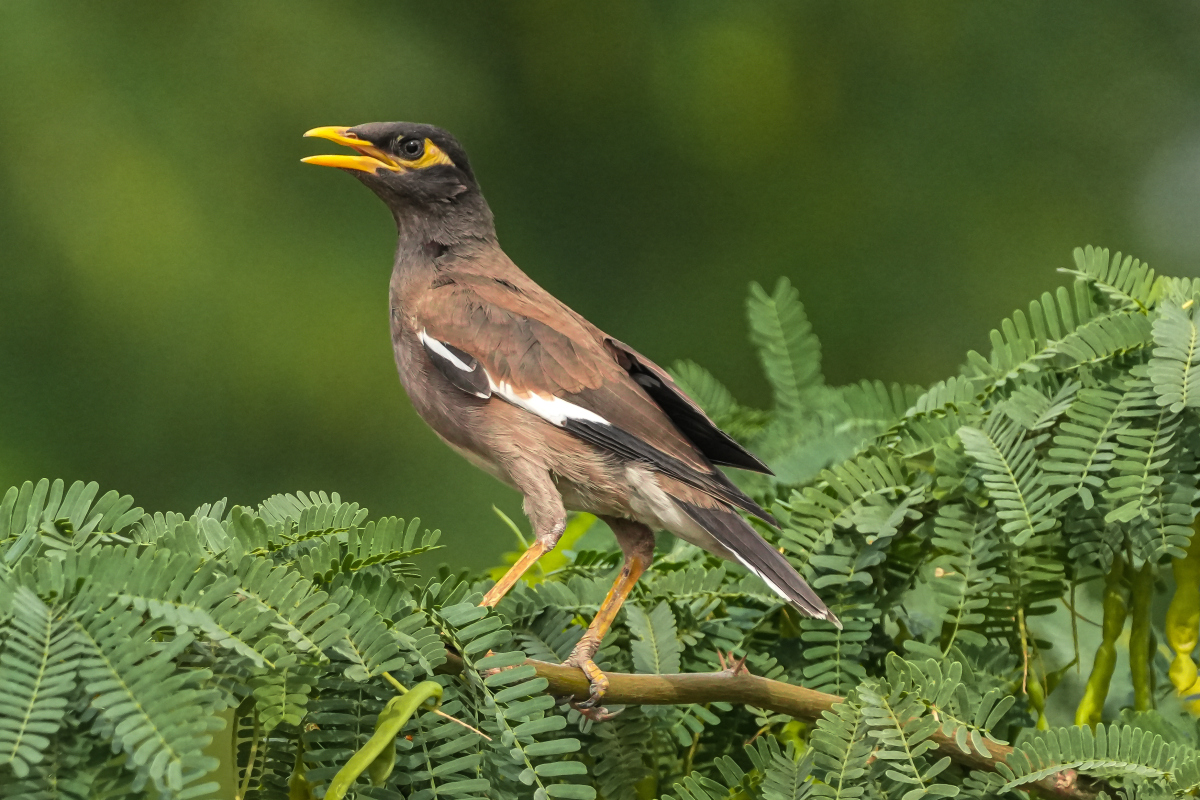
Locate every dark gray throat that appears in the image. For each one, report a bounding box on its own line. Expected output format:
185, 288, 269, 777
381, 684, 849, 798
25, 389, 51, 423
391, 191, 496, 249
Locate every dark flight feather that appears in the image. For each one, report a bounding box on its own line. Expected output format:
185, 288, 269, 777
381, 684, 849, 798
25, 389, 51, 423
677, 500, 840, 628
562, 418, 777, 526
421, 334, 491, 399
604, 338, 773, 475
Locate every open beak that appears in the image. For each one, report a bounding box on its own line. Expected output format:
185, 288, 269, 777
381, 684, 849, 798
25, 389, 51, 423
302, 127, 402, 173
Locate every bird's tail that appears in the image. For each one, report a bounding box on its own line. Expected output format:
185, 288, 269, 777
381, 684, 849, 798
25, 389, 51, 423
676, 500, 841, 629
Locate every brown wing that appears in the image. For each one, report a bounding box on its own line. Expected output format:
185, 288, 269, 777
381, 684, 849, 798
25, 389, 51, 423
415, 273, 776, 524
416, 273, 607, 390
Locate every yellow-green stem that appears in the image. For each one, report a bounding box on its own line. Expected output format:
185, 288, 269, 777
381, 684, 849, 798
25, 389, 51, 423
1027, 671, 1048, 730
324, 680, 444, 800
1130, 561, 1156, 711
1075, 553, 1127, 726
288, 738, 312, 800
1167, 520, 1200, 713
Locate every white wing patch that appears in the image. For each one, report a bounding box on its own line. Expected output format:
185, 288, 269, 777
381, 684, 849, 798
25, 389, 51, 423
419, 329, 612, 427
489, 377, 610, 426
419, 329, 476, 373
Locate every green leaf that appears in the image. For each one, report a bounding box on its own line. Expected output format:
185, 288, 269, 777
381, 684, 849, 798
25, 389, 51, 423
748, 277, 824, 421
1148, 298, 1200, 412
999, 723, 1174, 789
958, 422, 1056, 547
546, 785, 597, 799
72, 598, 222, 795
1064, 245, 1159, 310
810, 695, 870, 799
0, 589, 80, 779
626, 600, 681, 675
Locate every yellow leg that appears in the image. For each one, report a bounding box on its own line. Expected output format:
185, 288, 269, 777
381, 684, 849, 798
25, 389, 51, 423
565, 553, 648, 706
480, 540, 548, 608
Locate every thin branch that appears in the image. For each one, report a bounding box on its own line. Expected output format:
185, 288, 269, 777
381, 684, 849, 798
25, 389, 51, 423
382, 670, 492, 741
436, 651, 1099, 800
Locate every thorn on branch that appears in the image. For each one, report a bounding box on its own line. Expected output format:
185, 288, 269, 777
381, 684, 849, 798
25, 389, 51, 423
715, 649, 749, 676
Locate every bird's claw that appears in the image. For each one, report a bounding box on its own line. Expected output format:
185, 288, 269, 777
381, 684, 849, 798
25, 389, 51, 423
574, 702, 622, 722
552, 694, 622, 723
559, 656, 617, 721
577, 662, 610, 706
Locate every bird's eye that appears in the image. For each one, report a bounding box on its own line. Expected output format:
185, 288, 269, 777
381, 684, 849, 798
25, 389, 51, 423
399, 138, 424, 158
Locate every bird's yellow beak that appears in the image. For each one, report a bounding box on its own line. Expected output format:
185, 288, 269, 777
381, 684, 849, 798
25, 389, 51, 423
301, 126, 402, 173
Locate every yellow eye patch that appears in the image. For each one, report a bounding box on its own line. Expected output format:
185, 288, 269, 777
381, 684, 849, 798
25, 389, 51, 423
403, 139, 456, 170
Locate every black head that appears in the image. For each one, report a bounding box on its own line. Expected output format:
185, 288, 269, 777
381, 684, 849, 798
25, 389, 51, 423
303, 122, 484, 214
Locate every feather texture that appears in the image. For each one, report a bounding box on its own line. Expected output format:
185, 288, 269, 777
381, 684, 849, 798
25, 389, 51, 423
675, 500, 839, 628
414, 268, 777, 524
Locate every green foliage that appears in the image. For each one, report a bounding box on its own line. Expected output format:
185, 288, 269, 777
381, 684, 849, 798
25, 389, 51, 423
748, 277, 825, 422
7, 246, 1200, 797
957, 419, 1056, 547
652, 245, 1200, 797
998, 720, 1200, 796
659, 738, 815, 800
810, 696, 870, 799
0, 588, 79, 779
0, 483, 597, 800
628, 600, 682, 675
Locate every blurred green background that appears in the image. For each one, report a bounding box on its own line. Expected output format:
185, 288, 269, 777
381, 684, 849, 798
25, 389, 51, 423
2, 1, 1199, 571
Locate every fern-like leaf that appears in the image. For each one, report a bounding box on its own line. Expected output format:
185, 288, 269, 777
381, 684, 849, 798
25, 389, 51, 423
0, 588, 80, 779
998, 723, 1173, 790
1065, 245, 1159, 311
1046, 309, 1154, 370
1148, 298, 1200, 412
627, 600, 681, 675
857, 678, 948, 798
958, 421, 1056, 547
916, 505, 997, 656
809, 694, 870, 799
249, 644, 319, 733
229, 556, 349, 659
72, 597, 222, 795
327, 588, 407, 681
753, 738, 814, 800
1043, 382, 1133, 509
964, 283, 1095, 384
888, 654, 1013, 760
588, 709, 651, 800
748, 277, 824, 421
1101, 380, 1194, 561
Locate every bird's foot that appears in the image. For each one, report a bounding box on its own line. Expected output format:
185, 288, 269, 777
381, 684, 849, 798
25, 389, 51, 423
715, 649, 749, 677
571, 657, 610, 707
553, 693, 622, 723
560, 648, 618, 720
562, 655, 609, 706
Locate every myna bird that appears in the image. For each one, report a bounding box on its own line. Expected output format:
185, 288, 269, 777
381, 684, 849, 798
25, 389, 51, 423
303, 122, 839, 706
